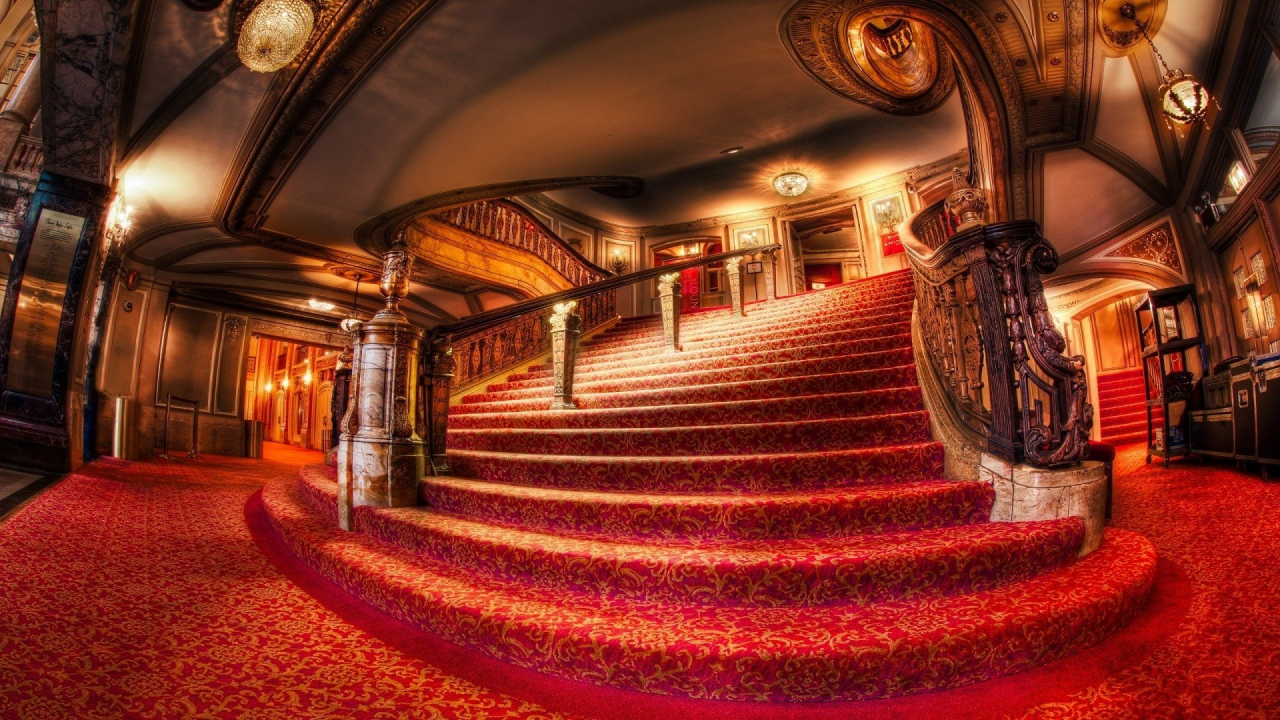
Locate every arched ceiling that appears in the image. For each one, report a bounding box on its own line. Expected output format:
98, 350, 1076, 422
112, 0, 1237, 328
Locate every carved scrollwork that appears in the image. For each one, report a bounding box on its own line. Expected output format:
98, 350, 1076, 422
904, 200, 1093, 468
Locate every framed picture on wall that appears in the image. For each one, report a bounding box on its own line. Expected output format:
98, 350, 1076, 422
733, 225, 769, 249
870, 194, 906, 256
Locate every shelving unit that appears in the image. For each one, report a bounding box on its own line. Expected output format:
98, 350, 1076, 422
1134, 285, 1209, 467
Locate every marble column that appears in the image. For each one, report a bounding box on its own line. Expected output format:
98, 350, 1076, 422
0, 172, 111, 472
337, 245, 425, 527
549, 301, 582, 410
725, 257, 746, 317
657, 272, 682, 352
0, 54, 40, 166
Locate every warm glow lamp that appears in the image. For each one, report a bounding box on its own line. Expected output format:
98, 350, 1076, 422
1120, 3, 1217, 132
237, 0, 316, 73
773, 172, 809, 197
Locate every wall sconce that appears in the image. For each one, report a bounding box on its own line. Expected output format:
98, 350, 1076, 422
608, 249, 629, 275
263, 381, 273, 392
282, 377, 290, 389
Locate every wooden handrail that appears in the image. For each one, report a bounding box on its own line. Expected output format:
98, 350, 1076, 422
432, 243, 783, 340
902, 202, 1091, 467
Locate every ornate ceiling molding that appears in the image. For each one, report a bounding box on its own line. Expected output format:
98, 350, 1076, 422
782, 1, 957, 115
1082, 214, 1186, 280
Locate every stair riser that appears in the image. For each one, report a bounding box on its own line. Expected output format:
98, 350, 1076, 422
447, 443, 946, 494
448, 387, 924, 430
455, 365, 921, 413
481, 348, 916, 397
512, 335, 911, 383
421, 479, 995, 541
447, 412, 932, 456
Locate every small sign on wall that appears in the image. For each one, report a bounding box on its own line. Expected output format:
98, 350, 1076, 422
871, 195, 906, 257
745, 261, 763, 274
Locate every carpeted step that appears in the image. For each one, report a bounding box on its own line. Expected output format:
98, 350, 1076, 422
510, 334, 913, 383
420, 475, 993, 541
263, 474, 1158, 702
299, 466, 1080, 608
1098, 386, 1149, 403
447, 442, 945, 494
1099, 419, 1148, 438
447, 411, 932, 456
591, 295, 915, 344
479, 348, 915, 396
571, 319, 914, 369
454, 365, 921, 414
1102, 432, 1147, 446
447, 387, 924, 430
581, 303, 914, 354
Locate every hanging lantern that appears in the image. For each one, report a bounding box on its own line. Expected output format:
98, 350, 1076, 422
237, 0, 316, 73
1159, 69, 1213, 129
1118, 3, 1218, 132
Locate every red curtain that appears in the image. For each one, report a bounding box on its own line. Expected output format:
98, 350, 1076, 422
804, 263, 842, 290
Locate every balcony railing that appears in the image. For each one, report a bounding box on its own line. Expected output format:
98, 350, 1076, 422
902, 200, 1092, 467
430, 200, 608, 288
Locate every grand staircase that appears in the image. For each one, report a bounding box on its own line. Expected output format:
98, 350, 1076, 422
264, 270, 1157, 702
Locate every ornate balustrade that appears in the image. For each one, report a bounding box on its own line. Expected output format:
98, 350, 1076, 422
430, 200, 608, 288
418, 243, 782, 474
903, 201, 1092, 467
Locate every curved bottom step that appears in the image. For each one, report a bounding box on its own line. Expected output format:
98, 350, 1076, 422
265, 473, 1158, 702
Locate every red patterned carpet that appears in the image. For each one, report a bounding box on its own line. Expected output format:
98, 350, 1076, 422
0, 442, 1278, 717
262, 273, 1155, 702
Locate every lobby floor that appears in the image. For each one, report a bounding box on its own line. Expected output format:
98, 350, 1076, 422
0, 442, 1276, 718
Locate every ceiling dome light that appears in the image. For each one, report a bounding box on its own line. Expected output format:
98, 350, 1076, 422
773, 172, 809, 197
307, 298, 335, 311
721, 146, 745, 155
237, 0, 315, 73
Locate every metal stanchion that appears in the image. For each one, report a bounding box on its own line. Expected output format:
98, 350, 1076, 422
160, 394, 202, 460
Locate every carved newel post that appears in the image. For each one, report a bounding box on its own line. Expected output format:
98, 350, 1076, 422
725, 257, 746, 317
337, 243, 426, 528
549, 301, 582, 410
760, 248, 778, 302
657, 272, 682, 353
423, 334, 455, 475
945, 167, 989, 232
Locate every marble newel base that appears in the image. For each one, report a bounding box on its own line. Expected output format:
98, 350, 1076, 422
337, 437, 424, 530
980, 454, 1107, 556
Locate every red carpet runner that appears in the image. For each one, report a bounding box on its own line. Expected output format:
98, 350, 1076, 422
260, 271, 1157, 701
1097, 368, 1158, 446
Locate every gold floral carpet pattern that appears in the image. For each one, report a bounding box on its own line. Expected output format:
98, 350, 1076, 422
266, 273, 1157, 702
0, 442, 1277, 716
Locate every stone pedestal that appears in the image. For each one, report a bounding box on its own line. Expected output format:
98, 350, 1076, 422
980, 454, 1107, 556
337, 245, 425, 528
657, 272, 681, 353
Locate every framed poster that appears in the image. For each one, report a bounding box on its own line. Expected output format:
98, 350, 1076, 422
870, 195, 906, 256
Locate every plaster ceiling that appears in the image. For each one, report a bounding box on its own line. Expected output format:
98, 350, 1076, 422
113, 0, 1234, 326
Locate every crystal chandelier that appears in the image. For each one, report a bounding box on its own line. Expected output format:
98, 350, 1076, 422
1119, 3, 1218, 132
773, 172, 809, 197
237, 0, 316, 73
